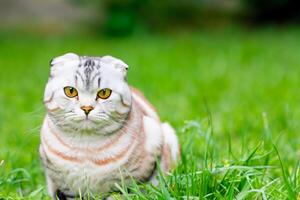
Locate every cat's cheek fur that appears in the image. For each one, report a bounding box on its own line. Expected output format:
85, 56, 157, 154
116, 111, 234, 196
44, 86, 72, 112
113, 101, 131, 116
101, 93, 130, 116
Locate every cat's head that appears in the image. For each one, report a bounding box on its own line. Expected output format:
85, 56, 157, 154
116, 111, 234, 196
44, 53, 131, 135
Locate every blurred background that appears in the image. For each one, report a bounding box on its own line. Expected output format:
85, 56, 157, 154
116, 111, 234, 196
1, 0, 300, 36
2, 0, 300, 198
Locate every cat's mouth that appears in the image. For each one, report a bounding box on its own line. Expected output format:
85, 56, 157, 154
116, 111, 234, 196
78, 116, 105, 125
71, 116, 95, 126
70, 114, 109, 131
82, 116, 100, 124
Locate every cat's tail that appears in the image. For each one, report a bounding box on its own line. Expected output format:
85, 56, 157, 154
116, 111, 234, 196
160, 122, 180, 171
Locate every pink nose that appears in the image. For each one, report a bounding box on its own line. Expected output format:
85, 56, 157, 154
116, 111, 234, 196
80, 106, 94, 115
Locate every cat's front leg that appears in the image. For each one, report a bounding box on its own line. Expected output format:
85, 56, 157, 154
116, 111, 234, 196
40, 145, 60, 200
45, 172, 72, 200
45, 173, 80, 200
45, 172, 60, 200
55, 189, 80, 200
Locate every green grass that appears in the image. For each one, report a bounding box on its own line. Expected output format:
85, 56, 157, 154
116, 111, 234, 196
1, 27, 300, 199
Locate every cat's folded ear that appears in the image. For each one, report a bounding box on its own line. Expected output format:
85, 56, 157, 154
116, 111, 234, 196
101, 55, 129, 77
49, 53, 80, 77
50, 53, 79, 67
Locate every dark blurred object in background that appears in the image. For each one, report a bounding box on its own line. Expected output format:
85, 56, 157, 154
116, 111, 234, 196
244, 0, 300, 24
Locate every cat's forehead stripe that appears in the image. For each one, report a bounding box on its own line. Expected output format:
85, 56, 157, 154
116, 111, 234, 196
76, 56, 102, 90
79, 56, 101, 69
84, 66, 92, 89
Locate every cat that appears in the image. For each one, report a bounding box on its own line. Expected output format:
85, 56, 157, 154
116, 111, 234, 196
40, 53, 180, 200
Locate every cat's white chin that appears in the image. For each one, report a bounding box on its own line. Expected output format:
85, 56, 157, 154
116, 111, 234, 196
80, 120, 96, 131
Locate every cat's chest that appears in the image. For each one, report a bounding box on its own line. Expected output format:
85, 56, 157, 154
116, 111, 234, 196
42, 137, 138, 195
41, 125, 139, 193
46, 156, 125, 193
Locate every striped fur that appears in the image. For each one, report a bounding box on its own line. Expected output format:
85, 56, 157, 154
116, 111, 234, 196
40, 53, 180, 199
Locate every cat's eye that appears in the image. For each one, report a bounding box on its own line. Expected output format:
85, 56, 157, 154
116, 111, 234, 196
97, 88, 112, 100
64, 86, 78, 98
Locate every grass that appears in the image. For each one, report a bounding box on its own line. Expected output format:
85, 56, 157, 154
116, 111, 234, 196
1, 27, 300, 199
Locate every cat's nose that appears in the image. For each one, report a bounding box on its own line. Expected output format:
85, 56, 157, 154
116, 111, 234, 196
80, 106, 94, 115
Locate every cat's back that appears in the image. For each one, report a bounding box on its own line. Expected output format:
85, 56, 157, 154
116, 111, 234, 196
130, 87, 160, 120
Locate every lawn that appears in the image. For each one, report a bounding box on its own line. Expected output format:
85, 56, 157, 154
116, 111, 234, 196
1, 27, 300, 199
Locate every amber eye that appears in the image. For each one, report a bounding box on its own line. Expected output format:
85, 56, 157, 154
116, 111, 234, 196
97, 88, 112, 99
64, 86, 78, 98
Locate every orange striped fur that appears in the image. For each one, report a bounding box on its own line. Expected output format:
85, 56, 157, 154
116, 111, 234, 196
130, 87, 158, 113
47, 119, 127, 153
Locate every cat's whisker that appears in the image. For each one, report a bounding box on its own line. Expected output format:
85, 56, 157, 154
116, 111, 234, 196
25, 125, 43, 134
24, 105, 45, 116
